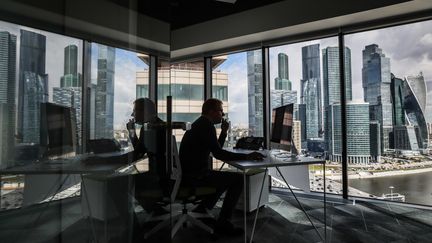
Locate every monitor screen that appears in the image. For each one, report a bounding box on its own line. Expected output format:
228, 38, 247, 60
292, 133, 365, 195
40, 102, 76, 158
271, 104, 294, 146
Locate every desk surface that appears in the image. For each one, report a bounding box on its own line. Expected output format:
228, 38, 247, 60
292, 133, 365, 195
223, 149, 325, 170
0, 150, 136, 175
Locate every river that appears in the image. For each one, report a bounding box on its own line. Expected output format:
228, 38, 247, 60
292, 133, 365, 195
348, 171, 432, 206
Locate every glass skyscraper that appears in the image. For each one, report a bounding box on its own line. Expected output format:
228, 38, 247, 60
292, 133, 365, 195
53, 45, 82, 148
330, 101, 371, 164
322, 46, 352, 153
18, 30, 48, 144
362, 44, 392, 153
247, 50, 263, 137
95, 44, 115, 139
0, 31, 16, 168
301, 44, 322, 139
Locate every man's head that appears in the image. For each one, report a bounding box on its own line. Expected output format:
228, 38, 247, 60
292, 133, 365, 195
202, 98, 225, 124
132, 98, 156, 124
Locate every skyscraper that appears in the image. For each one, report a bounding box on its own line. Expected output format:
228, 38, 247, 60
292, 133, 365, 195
406, 72, 427, 113
18, 30, 48, 144
53, 45, 82, 148
95, 44, 115, 139
275, 53, 291, 90
0, 31, 16, 168
247, 50, 263, 136
330, 101, 371, 164
362, 44, 392, 152
301, 44, 322, 139
272, 52, 297, 108
322, 46, 352, 152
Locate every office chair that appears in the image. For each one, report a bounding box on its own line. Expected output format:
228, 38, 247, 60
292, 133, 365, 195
140, 135, 215, 239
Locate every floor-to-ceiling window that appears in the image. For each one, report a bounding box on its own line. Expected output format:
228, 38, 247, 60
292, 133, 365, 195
345, 20, 432, 206
211, 51, 263, 168
88, 43, 149, 149
269, 37, 342, 194
0, 20, 84, 211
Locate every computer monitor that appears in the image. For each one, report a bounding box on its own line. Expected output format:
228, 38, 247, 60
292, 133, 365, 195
270, 103, 294, 152
40, 102, 77, 158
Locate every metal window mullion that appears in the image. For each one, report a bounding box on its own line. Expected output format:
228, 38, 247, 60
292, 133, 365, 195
204, 56, 212, 100
262, 47, 271, 149
149, 55, 158, 109
338, 32, 348, 199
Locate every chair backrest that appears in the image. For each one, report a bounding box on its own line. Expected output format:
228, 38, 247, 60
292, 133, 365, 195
170, 135, 182, 202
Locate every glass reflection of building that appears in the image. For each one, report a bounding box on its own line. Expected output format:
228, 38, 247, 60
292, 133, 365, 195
301, 44, 322, 140
136, 56, 228, 143
94, 44, 115, 139
362, 44, 393, 153
0, 31, 16, 168
247, 50, 264, 137
18, 30, 48, 144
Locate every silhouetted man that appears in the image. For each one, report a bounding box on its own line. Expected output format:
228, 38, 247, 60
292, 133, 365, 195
179, 98, 264, 235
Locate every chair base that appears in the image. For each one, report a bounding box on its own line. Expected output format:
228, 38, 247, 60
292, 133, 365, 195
143, 203, 214, 239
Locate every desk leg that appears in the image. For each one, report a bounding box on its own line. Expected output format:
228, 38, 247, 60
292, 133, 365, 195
243, 170, 247, 243
250, 167, 268, 243
80, 175, 98, 243
275, 166, 324, 242
324, 163, 327, 243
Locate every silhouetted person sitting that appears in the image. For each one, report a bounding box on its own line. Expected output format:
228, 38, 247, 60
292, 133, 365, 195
127, 98, 169, 213
179, 98, 264, 236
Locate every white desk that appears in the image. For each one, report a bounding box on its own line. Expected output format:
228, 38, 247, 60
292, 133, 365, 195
0, 150, 139, 243
222, 149, 326, 243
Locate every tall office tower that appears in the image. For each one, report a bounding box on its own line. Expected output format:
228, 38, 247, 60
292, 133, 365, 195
0, 32, 16, 168
271, 90, 297, 108
402, 75, 429, 149
247, 50, 263, 136
298, 104, 307, 142
275, 53, 291, 90
272, 52, 297, 109
369, 121, 381, 162
393, 125, 419, 150
94, 45, 115, 139
53, 45, 82, 148
301, 44, 322, 140
330, 102, 371, 164
292, 120, 302, 151
390, 74, 405, 127
18, 30, 48, 144
362, 44, 392, 153
406, 72, 427, 112
322, 46, 352, 152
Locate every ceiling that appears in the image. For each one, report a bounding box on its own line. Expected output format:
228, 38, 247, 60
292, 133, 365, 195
109, 0, 285, 29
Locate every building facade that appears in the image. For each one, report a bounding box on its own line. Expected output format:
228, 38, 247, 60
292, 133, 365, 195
94, 45, 115, 139
301, 44, 322, 140
0, 31, 16, 168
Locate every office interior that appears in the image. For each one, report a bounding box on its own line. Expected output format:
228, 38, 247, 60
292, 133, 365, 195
2, 0, 432, 242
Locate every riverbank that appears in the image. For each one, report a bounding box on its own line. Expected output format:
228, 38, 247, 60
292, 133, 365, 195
326, 167, 432, 180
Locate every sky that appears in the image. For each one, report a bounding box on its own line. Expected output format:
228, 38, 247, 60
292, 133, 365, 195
2, 18, 432, 131
216, 20, 432, 127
